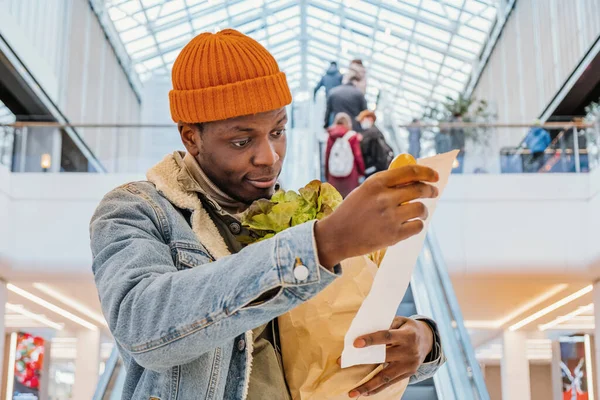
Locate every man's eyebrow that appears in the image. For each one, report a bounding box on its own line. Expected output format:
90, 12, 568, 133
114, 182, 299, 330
232, 126, 255, 133
276, 116, 288, 125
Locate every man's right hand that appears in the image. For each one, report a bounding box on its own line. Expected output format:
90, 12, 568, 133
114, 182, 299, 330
315, 165, 439, 269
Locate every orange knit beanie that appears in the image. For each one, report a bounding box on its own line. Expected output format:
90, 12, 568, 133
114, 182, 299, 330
169, 29, 292, 123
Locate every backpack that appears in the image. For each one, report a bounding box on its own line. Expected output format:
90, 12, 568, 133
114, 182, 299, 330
362, 129, 394, 174
372, 134, 394, 172
328, 131, 357, 178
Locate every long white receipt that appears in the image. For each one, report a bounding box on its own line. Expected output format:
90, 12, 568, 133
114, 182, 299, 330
341, 150, 459, 368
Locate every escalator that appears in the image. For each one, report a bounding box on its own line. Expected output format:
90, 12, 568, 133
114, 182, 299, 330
399, 230, 490, 400
93, 347, 126, 400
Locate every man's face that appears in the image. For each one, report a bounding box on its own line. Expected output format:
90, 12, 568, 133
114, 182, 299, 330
180, 108, 287, 204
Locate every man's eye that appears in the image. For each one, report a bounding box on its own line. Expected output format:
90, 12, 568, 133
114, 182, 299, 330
272, 129, 286, 137
232, 139, 251, 148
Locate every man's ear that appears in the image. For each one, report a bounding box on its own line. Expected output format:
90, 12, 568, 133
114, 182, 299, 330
179, 122, 201, 156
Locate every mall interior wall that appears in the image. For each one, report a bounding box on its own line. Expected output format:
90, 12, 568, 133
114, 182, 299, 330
434, 171, 597, 277
139, 77, 181, 172
1, 168, 598, 280
0, 0, 141, 172
471, 0, 600, 145
0, 164, 10, 275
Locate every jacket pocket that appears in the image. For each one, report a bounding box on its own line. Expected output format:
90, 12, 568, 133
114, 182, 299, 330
171, 242, 213, 270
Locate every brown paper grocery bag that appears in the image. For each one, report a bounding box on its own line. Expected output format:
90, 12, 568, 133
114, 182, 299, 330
278, 256, 408, 399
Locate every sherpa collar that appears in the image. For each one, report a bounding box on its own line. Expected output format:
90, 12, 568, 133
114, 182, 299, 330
146, 151, 231, 260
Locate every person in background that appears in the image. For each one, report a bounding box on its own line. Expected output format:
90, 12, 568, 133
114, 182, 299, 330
343, 59, 367, 94
448, 114, 466, 173
357, 110, 394, 177
314, 61, 343, 100
408, 118, 422, 159
325, 112, 365, 197
325, 76, 367, 132
524, 121, 551, 172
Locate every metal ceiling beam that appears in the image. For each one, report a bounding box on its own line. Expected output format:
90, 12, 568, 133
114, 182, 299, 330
131, 2, 297, 64
464, 0, 516, 97
299, 0, 308, 91
118, 0, 296, 36
309, 2, 473, 63
305, 27, 467, 88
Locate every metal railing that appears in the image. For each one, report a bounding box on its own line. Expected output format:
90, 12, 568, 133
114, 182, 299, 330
1, 120, 598, 174
93, 347, 125, 400
384, 121, 599, 174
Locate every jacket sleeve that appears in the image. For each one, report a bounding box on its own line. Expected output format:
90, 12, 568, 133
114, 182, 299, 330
324, 136, 334, 179
324, 96, 333, 128
409, 316, 446, 384
352, 137, 366, 175
314, 77, 323, 98
90, 186, 340, 371
360, 94, 368, 112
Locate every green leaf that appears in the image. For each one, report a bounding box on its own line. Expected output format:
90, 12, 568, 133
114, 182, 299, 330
319, 183, 343, 212
299, 180, 320, 207
284, 190, 301, 203
271, 190, 286, 203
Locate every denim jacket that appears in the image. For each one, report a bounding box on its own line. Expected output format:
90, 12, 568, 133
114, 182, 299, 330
90, 153, 444, 400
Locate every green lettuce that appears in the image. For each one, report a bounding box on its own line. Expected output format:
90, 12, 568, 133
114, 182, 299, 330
240, 180, 343, 243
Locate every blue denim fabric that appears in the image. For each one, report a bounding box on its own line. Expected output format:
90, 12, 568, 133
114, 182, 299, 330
90, 180, 444, 399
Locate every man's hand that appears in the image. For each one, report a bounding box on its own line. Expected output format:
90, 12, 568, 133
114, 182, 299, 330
348, 317, 434, 397
315, 165, 439, 268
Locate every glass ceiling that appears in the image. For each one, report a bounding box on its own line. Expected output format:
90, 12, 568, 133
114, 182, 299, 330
102, 0, 499, 122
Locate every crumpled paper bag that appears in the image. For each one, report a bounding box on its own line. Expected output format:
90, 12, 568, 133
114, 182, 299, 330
278, 256, 408, 399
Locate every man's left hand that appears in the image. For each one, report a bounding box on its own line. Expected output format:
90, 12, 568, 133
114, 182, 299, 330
348, 316, 434, 398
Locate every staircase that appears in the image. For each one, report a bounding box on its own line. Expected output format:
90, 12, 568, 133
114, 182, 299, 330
397, 285, 438, 400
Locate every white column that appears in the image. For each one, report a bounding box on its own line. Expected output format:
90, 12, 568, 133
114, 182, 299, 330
72, 329, 101, 400
0, 281, 6, 381
593, 281, 600, 394
551, 340, 563, 400
501, 330, 531, 400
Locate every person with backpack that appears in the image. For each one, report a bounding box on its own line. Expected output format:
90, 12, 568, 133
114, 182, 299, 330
325, 112, 366, 197
356, 110, 394, 177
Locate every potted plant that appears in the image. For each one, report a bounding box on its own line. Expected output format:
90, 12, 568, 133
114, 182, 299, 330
424, 94, 496, 173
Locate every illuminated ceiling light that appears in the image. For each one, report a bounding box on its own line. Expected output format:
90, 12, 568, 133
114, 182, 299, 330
464, 320, 501, 329
7, 284, 97, 331
543, 324, 595, 330
538, 303, 593, 331
509, 285, 593, 331
463, 284, 568, 330
33, 283, 108, 327
5, 303, 64, 330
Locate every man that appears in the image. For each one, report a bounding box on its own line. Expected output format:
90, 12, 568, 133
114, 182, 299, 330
325, 76, 367, 132
357, 110, 394, 177
524, 121, 551, 172
90, 29, 444, 400
408, 118, 422, 159
343, 59, 367, 94
313, 61, 343, 100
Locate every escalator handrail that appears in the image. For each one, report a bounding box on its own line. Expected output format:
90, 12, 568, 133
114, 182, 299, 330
93, 347, 120, 400
426, 230, 490, 400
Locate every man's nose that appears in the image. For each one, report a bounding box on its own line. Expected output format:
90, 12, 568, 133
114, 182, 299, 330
253, 139, 280, 166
